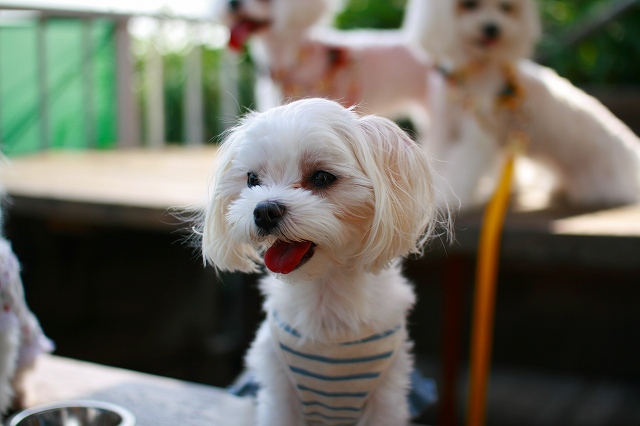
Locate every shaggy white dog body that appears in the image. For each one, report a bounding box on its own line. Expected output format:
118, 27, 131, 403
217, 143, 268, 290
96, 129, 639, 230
200, 98, 439, 425
408, 0, 640, 209
217, 0, 430, 128
517, 59, 640, 205
0, 237, 53, 415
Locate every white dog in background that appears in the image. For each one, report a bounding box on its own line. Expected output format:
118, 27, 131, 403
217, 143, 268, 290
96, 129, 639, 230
198, 98, 442, 426
0, 209, 54, 416
406, 0, 640, 209
216, 0, 431, 132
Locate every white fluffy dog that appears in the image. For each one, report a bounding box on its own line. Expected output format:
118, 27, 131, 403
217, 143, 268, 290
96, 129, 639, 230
199, 98, 440, 425
216, 0, 431, 130
407, 0, 640, 209
0, 209, 54, 416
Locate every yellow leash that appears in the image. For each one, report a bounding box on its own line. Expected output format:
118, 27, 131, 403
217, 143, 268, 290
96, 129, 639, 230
466, 133, 525, 426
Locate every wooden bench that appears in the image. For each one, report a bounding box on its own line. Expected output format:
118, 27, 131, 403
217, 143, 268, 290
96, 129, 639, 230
0, 146, 218, 230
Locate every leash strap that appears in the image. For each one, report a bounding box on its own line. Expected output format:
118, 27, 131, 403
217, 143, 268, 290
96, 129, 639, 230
466, 132, 525, 426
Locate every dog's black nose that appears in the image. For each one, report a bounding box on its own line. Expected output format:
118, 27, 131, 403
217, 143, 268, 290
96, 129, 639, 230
229, 0, 241, 11
254, 201, 286, 231
483, 23, 500, 39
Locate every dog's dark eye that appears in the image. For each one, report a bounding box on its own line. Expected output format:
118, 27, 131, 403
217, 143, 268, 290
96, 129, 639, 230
460, 0, 479, 10
310, 171, 336, 188
247, 172, 261, 187
500, 1, 513, 13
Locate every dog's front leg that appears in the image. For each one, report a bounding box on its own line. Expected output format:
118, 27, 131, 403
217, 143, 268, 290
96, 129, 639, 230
246, 320, 303, 426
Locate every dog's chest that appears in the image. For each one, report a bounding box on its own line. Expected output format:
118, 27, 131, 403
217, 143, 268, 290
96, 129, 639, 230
269, 312, 402, 425
440, 65, 527, 144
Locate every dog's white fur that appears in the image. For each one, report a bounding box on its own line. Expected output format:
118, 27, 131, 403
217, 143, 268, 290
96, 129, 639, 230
407, 0, 640, 209
216, 0, 431, 131
0, 208, 54, 416
199, 98, 440, 425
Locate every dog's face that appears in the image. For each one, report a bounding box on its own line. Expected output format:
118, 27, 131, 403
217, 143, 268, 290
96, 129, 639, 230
201, 98, 437, 280
410, 0, 541, 65
454, 0, 539, 62
217, 0, 337, 51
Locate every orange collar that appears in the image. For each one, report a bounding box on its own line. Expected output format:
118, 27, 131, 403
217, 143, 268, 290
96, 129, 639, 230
437, 62, 525, 111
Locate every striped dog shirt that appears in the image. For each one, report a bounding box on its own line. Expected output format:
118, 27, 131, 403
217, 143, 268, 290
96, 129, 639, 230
270, 311, 403, 426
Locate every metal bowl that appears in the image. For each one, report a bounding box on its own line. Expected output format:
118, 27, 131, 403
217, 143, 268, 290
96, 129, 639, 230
7, 400, 136, 426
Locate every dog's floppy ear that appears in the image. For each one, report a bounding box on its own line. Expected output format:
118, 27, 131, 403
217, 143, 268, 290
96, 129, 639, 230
405, 0, 456, 63
351, 115, 439, 273
518, 0, 542, 58
201, 121, 262, 274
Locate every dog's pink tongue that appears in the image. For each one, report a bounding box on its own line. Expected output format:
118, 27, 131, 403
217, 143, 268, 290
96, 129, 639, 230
229, 20, 258, 51
264, 240, 313, 274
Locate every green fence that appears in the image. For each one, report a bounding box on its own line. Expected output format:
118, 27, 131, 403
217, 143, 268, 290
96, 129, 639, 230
0, 17, 117, 156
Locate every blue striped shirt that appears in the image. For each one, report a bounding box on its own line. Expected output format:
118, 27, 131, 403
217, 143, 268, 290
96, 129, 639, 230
270, 311, 403, 426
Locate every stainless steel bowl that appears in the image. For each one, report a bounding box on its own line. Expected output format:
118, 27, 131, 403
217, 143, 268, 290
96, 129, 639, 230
7, 400, 136, 426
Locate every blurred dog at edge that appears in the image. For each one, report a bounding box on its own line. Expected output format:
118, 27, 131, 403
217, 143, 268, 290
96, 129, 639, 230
405, 0, 640, 210
215, 0, 431, 135
0, 200, 54, 417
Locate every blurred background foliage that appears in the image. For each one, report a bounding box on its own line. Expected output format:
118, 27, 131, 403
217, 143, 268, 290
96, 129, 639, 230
136, 46, 255, 144
537, 0, 640, 84
336, 0, 640, 85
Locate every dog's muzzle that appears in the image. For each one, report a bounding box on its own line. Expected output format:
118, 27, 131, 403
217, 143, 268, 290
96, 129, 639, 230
482, 23, 500, 39
254, 201, 286, 232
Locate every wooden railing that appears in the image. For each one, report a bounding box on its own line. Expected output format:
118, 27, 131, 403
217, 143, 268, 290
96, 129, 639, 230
0, 2, 241, 155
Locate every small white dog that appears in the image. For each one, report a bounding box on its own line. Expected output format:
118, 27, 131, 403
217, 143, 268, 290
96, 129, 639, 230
199, 98, 440, 425
0, 209, 54, 416
216, 0, 431, 130
407, 0, 640, 209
